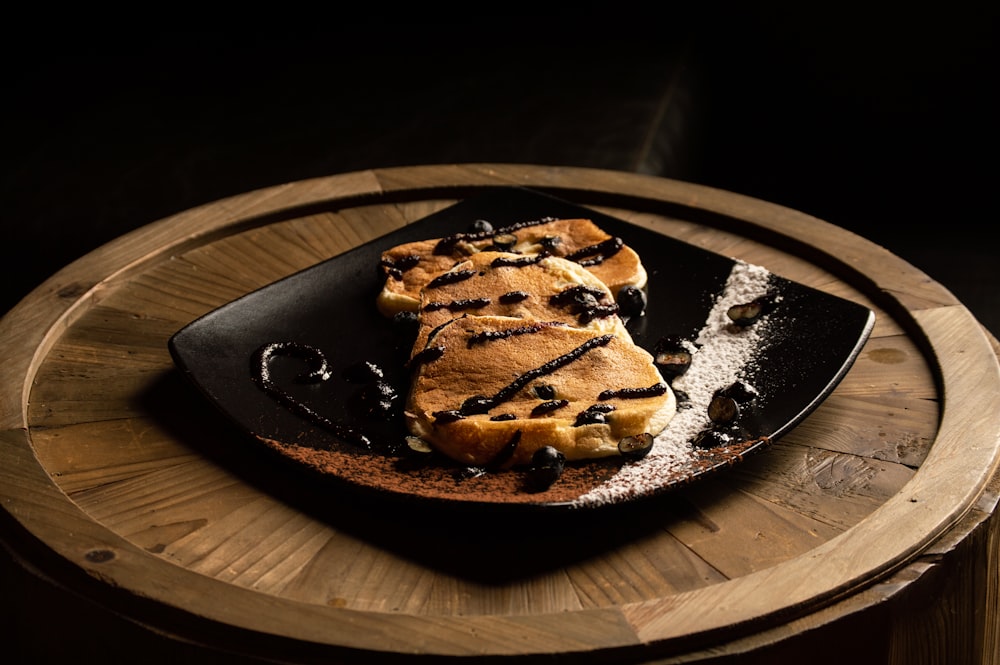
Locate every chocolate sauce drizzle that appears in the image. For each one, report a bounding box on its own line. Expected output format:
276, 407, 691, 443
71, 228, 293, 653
458, 333, 615, 415
409, 319, 463, 368
574, 408, 608, 426
410, 345, 445, 366
431, 409, 464, 423
427, 269, 476, 289
573, 403, 617, 426
550, 285, 619, 325
566, 237, 624, 266
423, 298, 491, 313
491, 253, 548, 268
466, 321, 561, 348
460, 430, 524, 478
577, 304, 620, 324
598, 382, 669, 401
433, 216, 558, 255
531, 399, 569, 416
403, 220, 627, 308
550, 285, 607, 307
486, 430, 522, 470
380, 254, 420, 280
250, 342, 372, 448
499, 290, 530, 304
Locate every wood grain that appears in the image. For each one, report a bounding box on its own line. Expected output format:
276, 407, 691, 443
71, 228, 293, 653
2, 164, 998, 663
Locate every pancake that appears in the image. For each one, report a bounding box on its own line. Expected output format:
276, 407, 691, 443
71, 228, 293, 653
410, 251, 629, 354
377, 217, 647, 317
405, 315, 676, 468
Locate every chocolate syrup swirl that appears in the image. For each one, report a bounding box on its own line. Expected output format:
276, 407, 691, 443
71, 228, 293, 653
461, 395, 494, 415
574, 410, 607, 426
433, 216, 558, 255
432, 409, 464, 423
573, 404, 615, 427
253, 341, 331, 384
410, 345, 445, 366
466, 321, 561, 347
250, 342, 371, 448
566, 237, 624, 266
598, 382, 669, 401
531, 399, 569, 416
499, 291, 530, 304
550, 285, 608, 308
573, 403, 616, 427
380, 254, 420, 280
577, 304, 620, 324
458, 333, 615, 415
550, 285, 618, 325
491, 253, 548, 268
423, 297, 491, 313
486, 430, 522, 471
427, 269, 476, 288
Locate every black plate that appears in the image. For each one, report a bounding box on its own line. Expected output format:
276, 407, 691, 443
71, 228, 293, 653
168, 187, 874, 510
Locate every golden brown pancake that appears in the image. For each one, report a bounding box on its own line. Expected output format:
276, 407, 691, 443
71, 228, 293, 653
377, 217, 646, 317
405, 316, 675, 467
411, 251, 629, 354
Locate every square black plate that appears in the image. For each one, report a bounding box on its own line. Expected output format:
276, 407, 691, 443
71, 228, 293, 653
168, 187, 874, 511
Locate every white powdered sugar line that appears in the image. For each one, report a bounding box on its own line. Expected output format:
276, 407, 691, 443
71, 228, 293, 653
572, 259, 776, 508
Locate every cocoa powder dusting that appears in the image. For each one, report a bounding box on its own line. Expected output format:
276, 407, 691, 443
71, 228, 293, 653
262, 437, 622, 505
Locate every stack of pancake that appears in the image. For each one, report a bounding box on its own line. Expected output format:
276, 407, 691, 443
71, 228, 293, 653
377, 218, 676, 468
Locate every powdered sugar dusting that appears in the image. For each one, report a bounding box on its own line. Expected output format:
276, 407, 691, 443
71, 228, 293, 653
572, 259, 775, 508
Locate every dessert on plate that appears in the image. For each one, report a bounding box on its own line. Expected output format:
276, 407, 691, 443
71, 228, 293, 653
408, 250, 628, 355
385, 216, 675, 470
405, 314, 675, 468
376, 217, 647, 318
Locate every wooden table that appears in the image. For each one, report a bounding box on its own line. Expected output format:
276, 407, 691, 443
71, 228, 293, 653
2, 165, 999, 664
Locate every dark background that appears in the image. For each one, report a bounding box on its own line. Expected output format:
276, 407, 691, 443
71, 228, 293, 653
4, 5, 998, 334
1, 6, 998, 661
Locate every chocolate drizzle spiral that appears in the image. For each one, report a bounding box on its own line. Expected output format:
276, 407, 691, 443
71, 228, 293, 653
251, 341, 372, 448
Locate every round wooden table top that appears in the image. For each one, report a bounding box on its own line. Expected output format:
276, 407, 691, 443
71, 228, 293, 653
2, 164, 999, 663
